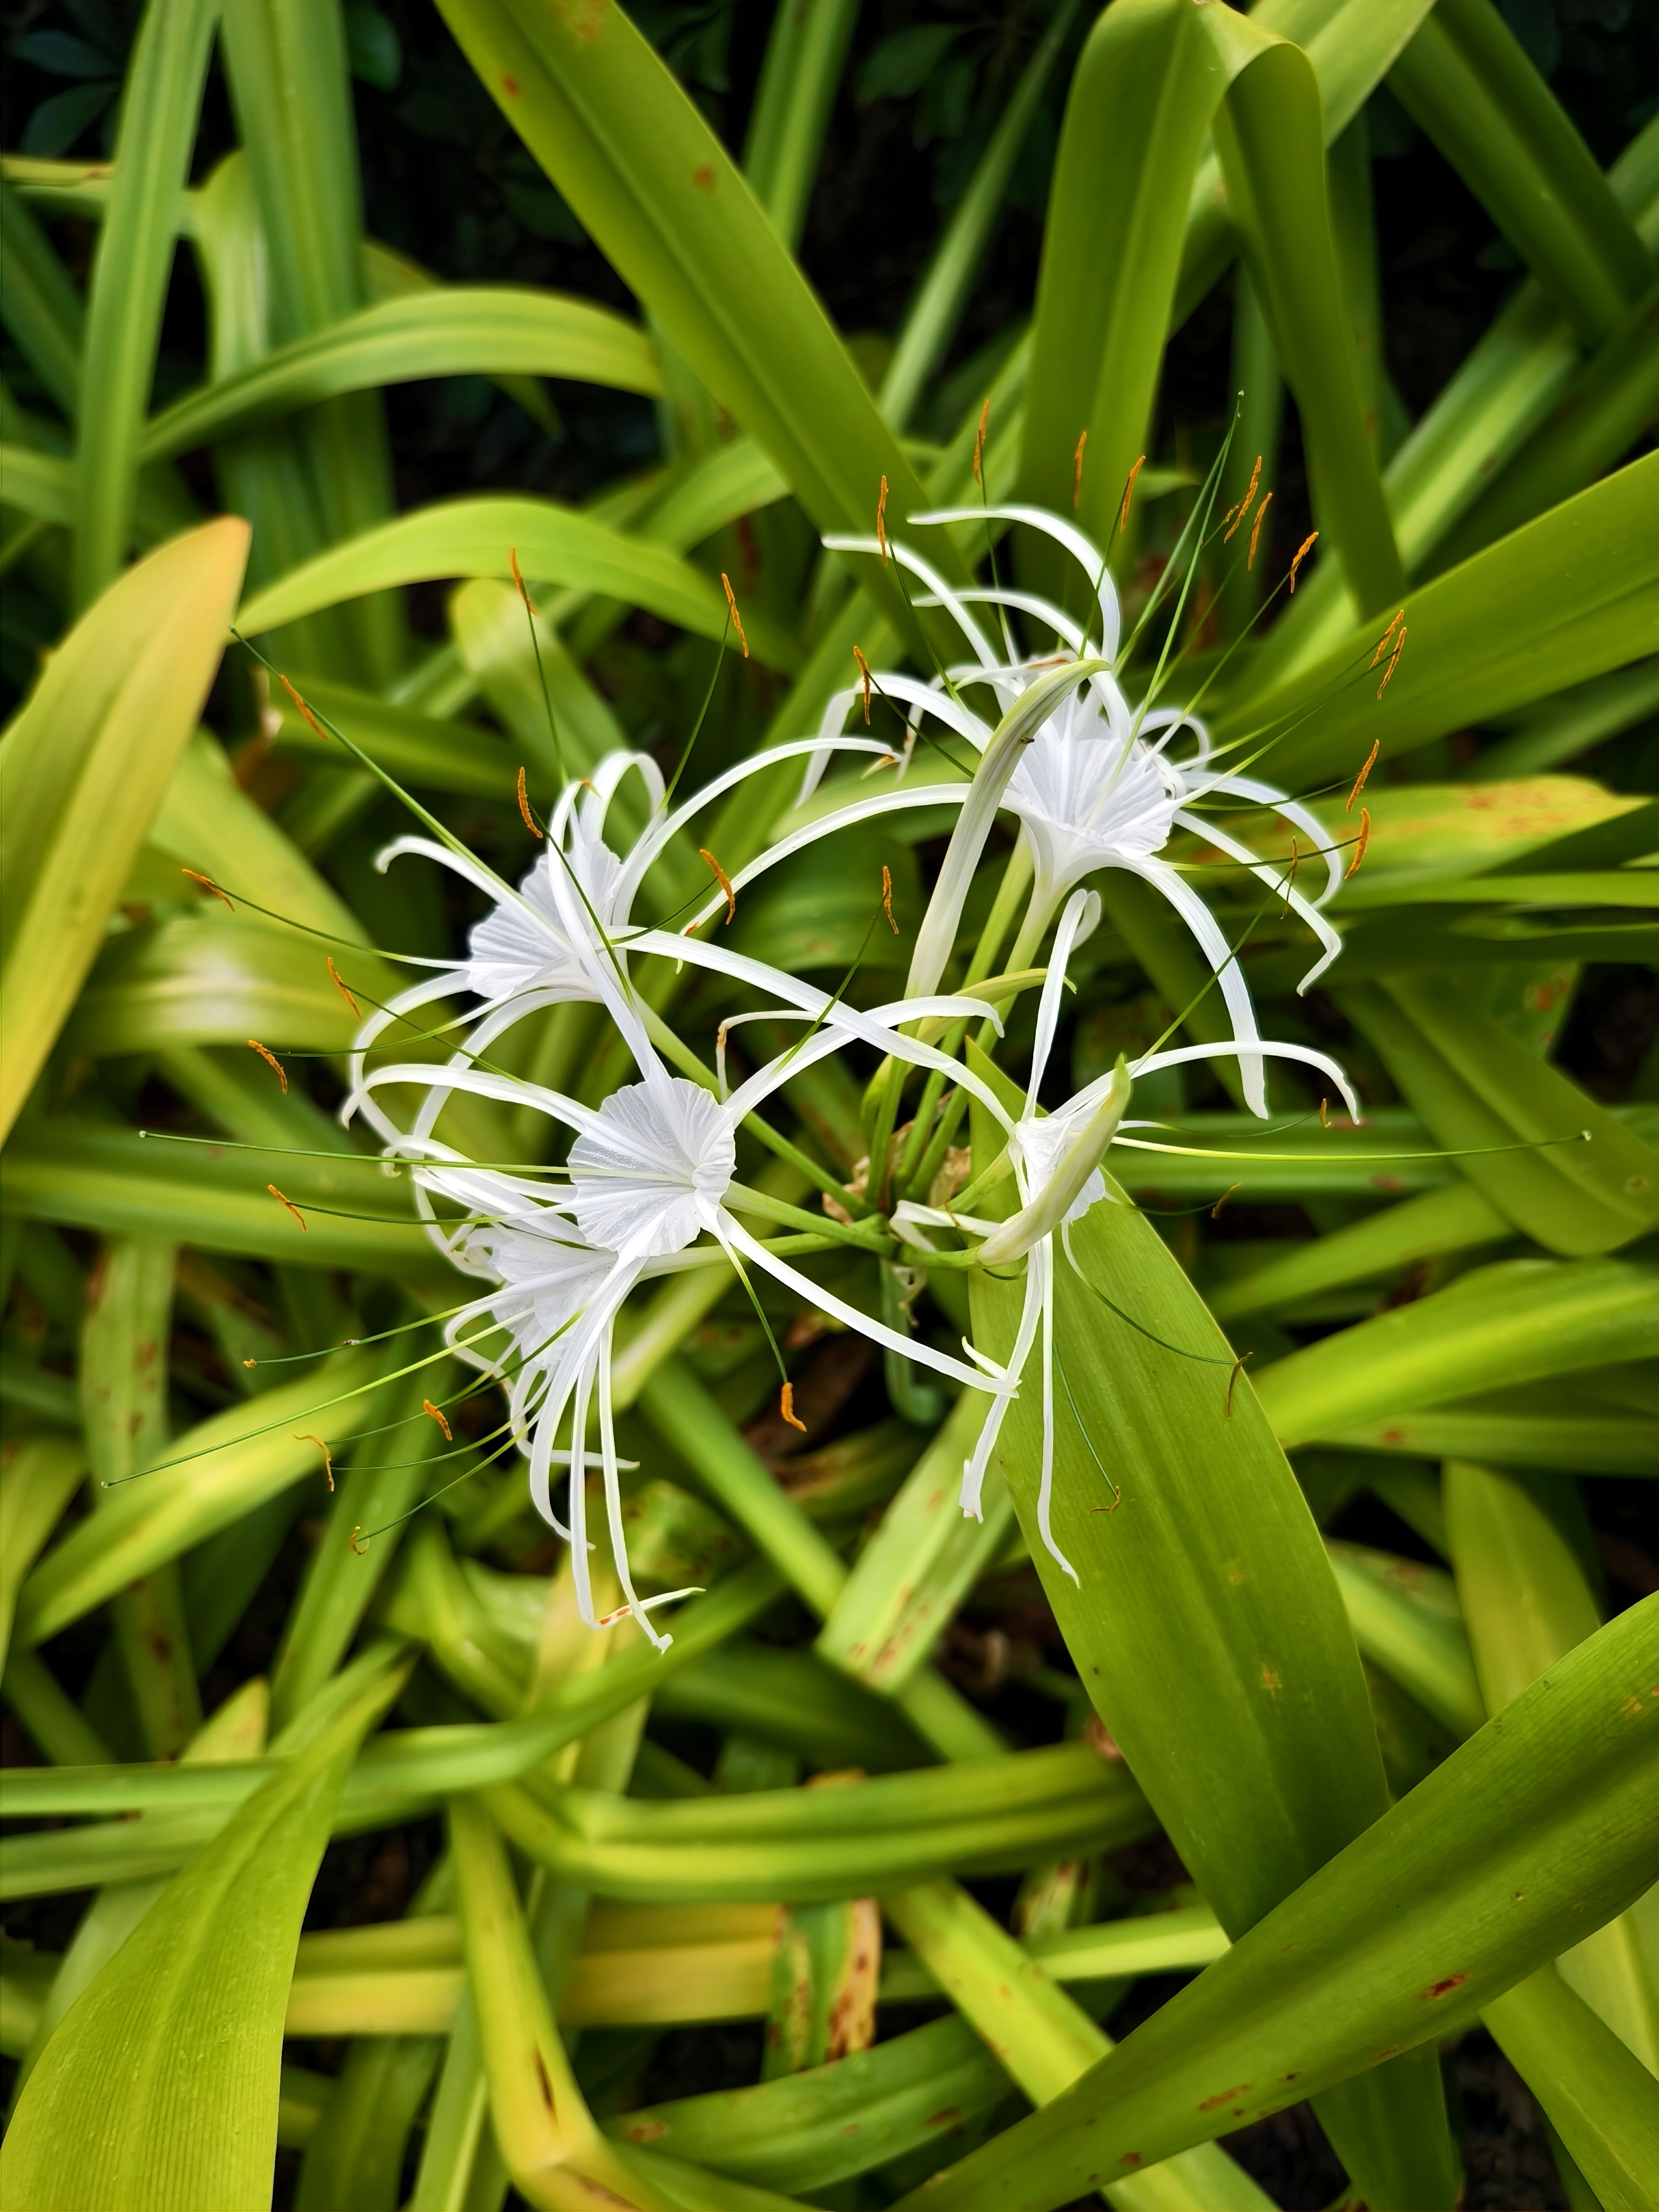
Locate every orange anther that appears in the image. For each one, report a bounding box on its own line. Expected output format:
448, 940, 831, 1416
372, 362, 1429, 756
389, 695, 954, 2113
422, 1398, 453, 1442
881, 864, 896, 934
298, 1431, 333, 1489
327, 956, 360, 1016
1246, 489, 1274, 569
268, 1183, 307, 1230
1376, 624, 1406, 698
875, 476, 890, 563
720, 571, 749, 659
1345, 806, 1372, 881
700, 847, 736, 924
516, 766, 544, 840
181, 867, 234, 909
510, 546, 535, 612
1347, 738, 1380, 812
248, 1039, 287, 1094
1289, 530, 1318, 591
1072, 429, 1088, 510
1118, 453, 1145, 536
1224, 456, 1262, 542
1370, 609, 1405, 669
279, 673, 328, 741
852, 644, 873, 725
779, 1380, 807, 1433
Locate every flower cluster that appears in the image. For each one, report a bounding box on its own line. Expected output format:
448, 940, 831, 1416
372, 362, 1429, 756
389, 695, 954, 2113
341, 504, 1354, 1644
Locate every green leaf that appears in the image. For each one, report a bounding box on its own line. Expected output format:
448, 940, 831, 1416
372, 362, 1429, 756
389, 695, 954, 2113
887, 1597, 1659, 2210
266, 664, 520, 797
1254, 1256, 1659, 1449
71, 0, 219, 607
1387, 0, 1651, 345
14, 1350, 381, 1646
967, 1084, 1458, 2209
63, 913, 363, 1059
1022, 0, 1401, 611
1224, 452, 1659, 783
1315, 1386, 1658, 1474
142, 287, 660, 462
0, 1436, 85, 1674
1446, 1460, 1659, 2074
429, 0, 962, 644
1208, 1183, 1510, 1324
0, 1122, 447, 1279
234, 495, 792, 664
743, 0, 861, 251
0, 516, 251, 1142
0, 176, 84, 418
1342, 976, 1659, 1253
1482, 1966, 1659, 2212
0, 1648, 407, 2212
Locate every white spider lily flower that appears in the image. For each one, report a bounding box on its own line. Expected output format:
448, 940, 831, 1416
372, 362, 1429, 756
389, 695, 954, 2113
359, 972, 1023, 1645
349, 733, 918, 1145
893, 890, 1360, 1583
823, 504, 1343, 1116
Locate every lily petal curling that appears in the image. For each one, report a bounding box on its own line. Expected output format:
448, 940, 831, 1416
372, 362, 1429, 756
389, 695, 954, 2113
976, 1056, 1132, 1267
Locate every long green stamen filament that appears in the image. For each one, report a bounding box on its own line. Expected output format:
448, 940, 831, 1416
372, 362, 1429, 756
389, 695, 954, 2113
1061, 1237, 1230, 1367
510, 549, 568, 787
664, 609, 732, 806
1053, 1347, 1120, 1509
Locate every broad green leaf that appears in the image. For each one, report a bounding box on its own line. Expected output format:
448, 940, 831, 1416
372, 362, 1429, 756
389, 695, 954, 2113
0, 1649, 406, 2212
1388, 0, 1651, 345
63, 913, 364, 1059
487, 1742, 1154, 1904
449, 578, 630, 791
1255, 1256, 1659, 1449
71, 0, 219, 607
14, 1350, 379, 1645
0, 516, 250, 1142
234, 495, 793, 664
743, 0, 860, 251
0, 1122, 447, 1279
0, 1436, 85, 1674
218, 0, 404, 686
1343, 976, 1659, 1253
968, 1080, 1458, 2209
1446, 1460, 1659, 2074
1434, 279, 1659, 569
1208, 1183, 1510, 1324
1223, 453, 1659, 783
888, 1598, 1659, 2211
882, 1879, 1273, 2211
448, 1794, 682, 2211
429, 0, 965, 645
815, 1391, 1013, 1694
9, 1678, 270, 2108
142, 287, 660, 462
1317, 1387, 1658, 1475
1483, 1967, 1659, 2212
606, 2012, 1007, 2194
1325, 1542, 1483, 1740
1022, 0, 1399, 610
1249, 114, 1659, 684
81, 1237, 201, 1757
266, 664, 519, 797
0, 442, 198, 546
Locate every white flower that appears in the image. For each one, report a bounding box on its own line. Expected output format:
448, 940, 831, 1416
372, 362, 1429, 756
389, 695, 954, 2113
822, 504, 1345, 1117
358, 967, 1024, 1645
892, 889, 1361, 1583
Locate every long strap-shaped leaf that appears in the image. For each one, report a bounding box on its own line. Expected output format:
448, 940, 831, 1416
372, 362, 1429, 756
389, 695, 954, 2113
891, 1596, 1659, 2212
72, 0, 220, 608
1388, 0, 1652, 347
1343, 975, 1659, 1255
0, 1650, 407, 2212
967, 1074, 1458, 2211
0, 517, 249, 1143
142, 288, 662, 461
1223, 450, 1659, 781
429, 0, 966, 640
234, 494, 793, 663
1021, 0, 1401, 612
